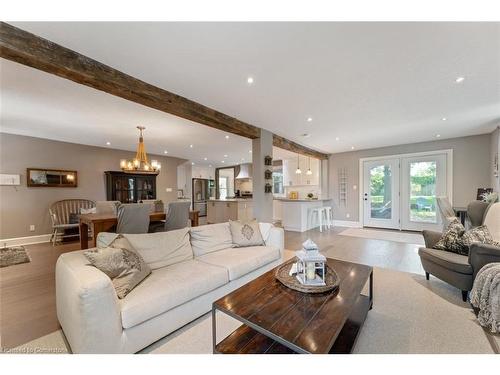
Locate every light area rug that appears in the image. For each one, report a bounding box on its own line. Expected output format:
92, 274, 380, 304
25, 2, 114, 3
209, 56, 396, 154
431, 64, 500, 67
339, 228, 425, 246
13, 266, 498, 354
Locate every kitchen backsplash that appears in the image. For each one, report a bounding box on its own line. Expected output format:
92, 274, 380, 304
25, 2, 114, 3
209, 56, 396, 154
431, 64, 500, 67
235, 179, 253, 192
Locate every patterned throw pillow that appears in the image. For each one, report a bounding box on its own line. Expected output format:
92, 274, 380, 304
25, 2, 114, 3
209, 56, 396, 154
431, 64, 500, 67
229, 219, 265, 247
84, 238, 151, 299
459, 225, 498, 256
433, 218, 466, 254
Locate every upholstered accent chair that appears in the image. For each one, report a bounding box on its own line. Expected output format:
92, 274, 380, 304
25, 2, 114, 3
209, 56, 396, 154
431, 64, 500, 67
418, 201, 500, 301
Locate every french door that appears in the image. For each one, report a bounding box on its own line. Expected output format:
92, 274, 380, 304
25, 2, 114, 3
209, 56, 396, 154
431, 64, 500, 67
363, 159, 400, 229
362, 152, 450, 231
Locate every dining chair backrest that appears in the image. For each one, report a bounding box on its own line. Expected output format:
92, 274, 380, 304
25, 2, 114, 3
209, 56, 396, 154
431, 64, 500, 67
116, 203, 151, 234
436, 196, 456, 228
164, 201, 191, 231
96, 201, 121, 215
49, 199, 96, 226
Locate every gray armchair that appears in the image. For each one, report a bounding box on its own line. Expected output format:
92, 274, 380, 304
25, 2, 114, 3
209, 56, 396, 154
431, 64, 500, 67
418, 201, 500, 301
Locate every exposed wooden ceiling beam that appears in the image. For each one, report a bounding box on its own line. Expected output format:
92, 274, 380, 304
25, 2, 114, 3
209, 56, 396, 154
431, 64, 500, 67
273, 134, 329, 160
0, 22, 329, 160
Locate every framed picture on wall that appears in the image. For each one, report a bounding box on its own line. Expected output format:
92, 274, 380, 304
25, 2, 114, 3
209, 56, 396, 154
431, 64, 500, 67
27, 168, 78, 187
177, 189, 184, 198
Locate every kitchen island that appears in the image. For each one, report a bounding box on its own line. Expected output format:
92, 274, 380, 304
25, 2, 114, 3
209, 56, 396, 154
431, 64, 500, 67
207, 199, 253, 224
274, 198, 332, 232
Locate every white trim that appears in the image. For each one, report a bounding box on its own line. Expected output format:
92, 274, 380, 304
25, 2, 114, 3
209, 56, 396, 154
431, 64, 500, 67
358, 149, 453, 230
0, 234, 52, 247
333, 220, 362, 228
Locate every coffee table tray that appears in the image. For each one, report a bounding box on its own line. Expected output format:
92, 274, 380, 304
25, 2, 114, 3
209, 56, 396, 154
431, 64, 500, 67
275, 258, 340, 294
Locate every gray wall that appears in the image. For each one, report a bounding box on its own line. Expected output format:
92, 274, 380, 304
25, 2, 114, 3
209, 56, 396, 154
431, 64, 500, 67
0, 133, 186, 239
329, 134, 492, 222
491, 126, 500, 192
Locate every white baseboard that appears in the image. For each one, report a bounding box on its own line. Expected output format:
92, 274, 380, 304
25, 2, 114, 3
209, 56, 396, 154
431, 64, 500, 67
0, 233, 52, 247
333, 220, 362, 228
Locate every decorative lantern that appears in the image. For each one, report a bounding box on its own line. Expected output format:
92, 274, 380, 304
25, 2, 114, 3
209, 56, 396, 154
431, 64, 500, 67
295, 239, 326, 286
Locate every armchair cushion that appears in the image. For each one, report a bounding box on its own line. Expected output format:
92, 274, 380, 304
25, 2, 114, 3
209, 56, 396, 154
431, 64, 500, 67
418, 248, 472, 274
461, 225, 499, 255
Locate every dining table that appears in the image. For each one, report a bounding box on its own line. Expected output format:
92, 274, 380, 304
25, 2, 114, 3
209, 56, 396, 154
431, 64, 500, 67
79, 210, 199, 249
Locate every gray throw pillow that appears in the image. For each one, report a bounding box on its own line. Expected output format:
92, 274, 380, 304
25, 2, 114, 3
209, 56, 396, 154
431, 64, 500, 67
229, 219, 264, 247
433, 218, 466, 254
84, 237, 151, 299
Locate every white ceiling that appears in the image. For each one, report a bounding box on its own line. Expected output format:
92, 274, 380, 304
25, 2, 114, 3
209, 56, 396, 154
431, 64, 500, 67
3, 22, 500, 155
1, 60, 253, 167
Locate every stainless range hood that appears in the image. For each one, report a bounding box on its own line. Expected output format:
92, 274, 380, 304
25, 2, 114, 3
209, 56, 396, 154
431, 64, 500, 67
236, 163, 253, 179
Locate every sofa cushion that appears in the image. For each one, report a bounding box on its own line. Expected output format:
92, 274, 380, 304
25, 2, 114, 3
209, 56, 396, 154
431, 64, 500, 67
120, 259, 228, 329
229, 219, 265, 247
483, 202, 500, 242
196, 246, 281, 281
418, 247, 472, 274
122, 228, 193, 270
189, 222, 234, 257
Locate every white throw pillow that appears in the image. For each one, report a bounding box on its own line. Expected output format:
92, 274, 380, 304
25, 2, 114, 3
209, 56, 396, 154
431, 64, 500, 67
80, 207, 97, 214
190, 222, 234, 257
229, 219, 265, 247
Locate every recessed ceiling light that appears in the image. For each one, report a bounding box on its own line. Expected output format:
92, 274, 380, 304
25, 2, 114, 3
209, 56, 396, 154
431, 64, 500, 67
221, 160, 225, 163
249, 150, 252, 153
436, 134, 441, 138
106, 141, 111, 145
204, 157, 208, 161
225, 135, 230, 139
241, 158, 245, 161
335, 137, 340, 141
442, 117, 447, 121
307, 117, 313, 122
455, 76, 465, 83
189, 144, 193, 148
224, 154, 228, 158
209, 164, 212, 168
163, 150, 168, 154
351, 146, 355, 150
247, 77, 254, 84
191, 162, 195, 165
301, 133, 311, 138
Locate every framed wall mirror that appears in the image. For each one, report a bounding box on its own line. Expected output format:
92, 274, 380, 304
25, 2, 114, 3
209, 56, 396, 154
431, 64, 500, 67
27, 168, 78, 187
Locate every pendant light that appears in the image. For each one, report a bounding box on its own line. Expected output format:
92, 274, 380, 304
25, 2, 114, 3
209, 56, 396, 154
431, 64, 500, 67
119, 126, 161, 174
306, 157, 313, 175
295, 153, 302, 174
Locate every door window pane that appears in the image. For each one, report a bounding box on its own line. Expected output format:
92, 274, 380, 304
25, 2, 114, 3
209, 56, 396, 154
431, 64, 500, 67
370, 165, 392, 219
409, 161, 437, 223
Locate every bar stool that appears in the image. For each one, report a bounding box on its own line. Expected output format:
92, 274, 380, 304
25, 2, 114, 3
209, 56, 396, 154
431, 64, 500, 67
309, 207, 328, 232
323, 206, 334, 229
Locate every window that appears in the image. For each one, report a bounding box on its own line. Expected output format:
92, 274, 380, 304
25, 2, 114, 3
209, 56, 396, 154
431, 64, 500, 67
219, 177, 228, 200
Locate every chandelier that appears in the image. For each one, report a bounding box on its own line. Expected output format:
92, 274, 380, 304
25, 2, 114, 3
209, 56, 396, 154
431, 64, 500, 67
120, 126, 161, 174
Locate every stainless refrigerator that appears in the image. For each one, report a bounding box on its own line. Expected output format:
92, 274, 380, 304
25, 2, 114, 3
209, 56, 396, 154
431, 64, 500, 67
192, 178, 214, 217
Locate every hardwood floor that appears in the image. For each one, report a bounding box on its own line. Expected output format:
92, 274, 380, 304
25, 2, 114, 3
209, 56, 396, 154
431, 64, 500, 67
0, 229, 422, 350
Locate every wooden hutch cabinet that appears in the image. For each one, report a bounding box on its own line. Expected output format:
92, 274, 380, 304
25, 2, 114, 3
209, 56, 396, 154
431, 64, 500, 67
105, 171, 158, 203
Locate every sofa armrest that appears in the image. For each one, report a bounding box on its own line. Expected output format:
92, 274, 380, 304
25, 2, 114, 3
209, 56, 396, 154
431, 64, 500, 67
265, 226, 285, 257
468, 242, 500, 278
422, 230, 442, 249
56, 252, 123, 353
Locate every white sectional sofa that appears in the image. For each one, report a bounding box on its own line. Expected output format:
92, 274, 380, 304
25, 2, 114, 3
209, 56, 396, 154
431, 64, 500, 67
55, 222, 284, 353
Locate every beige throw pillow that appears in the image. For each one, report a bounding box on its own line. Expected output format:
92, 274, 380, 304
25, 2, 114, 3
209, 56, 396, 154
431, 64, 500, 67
84, 238, 151, 299
229, 219, 264, 247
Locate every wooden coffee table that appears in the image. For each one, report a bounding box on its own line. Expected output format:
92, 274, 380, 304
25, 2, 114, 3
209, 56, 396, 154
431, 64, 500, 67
212, 257, 373, 354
